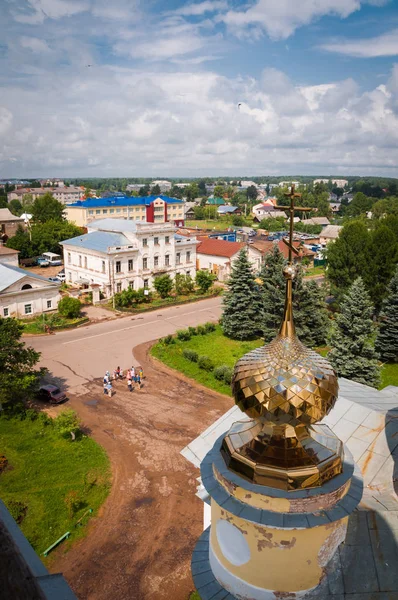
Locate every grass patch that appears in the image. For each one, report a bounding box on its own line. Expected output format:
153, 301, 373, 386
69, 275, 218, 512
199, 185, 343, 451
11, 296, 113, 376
21, 314, 88, 334
112, 288, 222, 314
379, 363, 398, 390
151, 325, 262, 396
305, 265, 325, 277
0, 415, 111, 560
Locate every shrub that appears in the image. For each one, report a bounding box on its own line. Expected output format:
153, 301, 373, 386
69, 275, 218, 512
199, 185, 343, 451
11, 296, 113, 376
25, 408, 38, 421
177, 329, 191, 341
198, 355, 214, 371
54, 409, 81, 439
196, 270, 216, 293
38, 412, 52, 426
154, 274, 173, 299
175, 273, 195, 295
58, 296, 81, 319
188, 326, 197, 336
204, 322, 216, 333
183, 349, 199, 362
214, 365, 233, 385
163, 334, 175, 345
196, 325, 206, 335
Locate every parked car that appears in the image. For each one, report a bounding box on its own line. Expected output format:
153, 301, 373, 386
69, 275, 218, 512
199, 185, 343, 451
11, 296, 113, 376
56, 273, 66, 282
48, 276, 60, 282
36, 385, 68, 405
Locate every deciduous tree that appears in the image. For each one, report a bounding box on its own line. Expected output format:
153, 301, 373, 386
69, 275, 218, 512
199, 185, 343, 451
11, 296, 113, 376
31, 193, 64, 223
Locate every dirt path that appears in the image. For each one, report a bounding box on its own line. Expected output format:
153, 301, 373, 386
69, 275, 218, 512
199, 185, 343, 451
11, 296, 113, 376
52, 341, 232, 600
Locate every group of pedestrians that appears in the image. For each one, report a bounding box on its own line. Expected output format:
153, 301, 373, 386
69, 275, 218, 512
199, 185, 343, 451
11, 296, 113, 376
103, 365, 144, 396
126, 366, 143, 393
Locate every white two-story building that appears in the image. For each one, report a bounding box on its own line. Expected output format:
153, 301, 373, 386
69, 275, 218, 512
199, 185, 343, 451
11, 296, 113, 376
60, 219, 198, 297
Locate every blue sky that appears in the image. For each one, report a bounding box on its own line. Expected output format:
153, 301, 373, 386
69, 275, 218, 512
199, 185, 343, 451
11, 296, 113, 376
1, 0, 398, 177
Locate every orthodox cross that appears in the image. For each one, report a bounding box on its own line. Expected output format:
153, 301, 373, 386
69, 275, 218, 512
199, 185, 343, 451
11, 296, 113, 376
275, 184, 311, 265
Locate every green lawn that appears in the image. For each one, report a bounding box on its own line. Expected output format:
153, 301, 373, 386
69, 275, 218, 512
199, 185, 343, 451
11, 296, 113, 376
380, 362, 398, 389
151, 325, 262, 396
305, 265, 325, 277
0, 415, 111, 559
186, 219, 226, 230
152, 328, 398, 394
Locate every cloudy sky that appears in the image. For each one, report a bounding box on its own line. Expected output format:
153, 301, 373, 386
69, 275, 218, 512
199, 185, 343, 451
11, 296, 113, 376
1, 0, 398, 178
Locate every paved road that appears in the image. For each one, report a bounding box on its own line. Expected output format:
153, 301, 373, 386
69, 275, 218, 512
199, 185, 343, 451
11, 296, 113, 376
28, 296, 223, 393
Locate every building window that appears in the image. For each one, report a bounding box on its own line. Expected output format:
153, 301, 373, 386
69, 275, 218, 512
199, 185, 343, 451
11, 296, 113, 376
144, 279, 149, 289
24, 304, 32, 315
110, 209, 114, 214
3, 307, 9, 317
115, 260, 121, 274
154, 237, 159, 245
143, 238, 148, 247
116, 282, 122, 293
143, 257, 148, 270
88, 210, 94, 215
176, 252, 181, 265
68, 252, 71, 264
135, 207, 140, 212
84, 256, 87, 268
129, 281, 134, 289
78, 255, 82, 267
186, 251, 191, 263
154, 256, 159, 267
165, 236, 170, 244
103, 209, 108, 214
128, 259, 133, 271
116, 209, 121, 213
47, 300, 52, 309
96, 209, 101, 214
186, 271, 190, 276
165, 254, 170, 266
68, 272, 72, 282
102, 261, 106, 273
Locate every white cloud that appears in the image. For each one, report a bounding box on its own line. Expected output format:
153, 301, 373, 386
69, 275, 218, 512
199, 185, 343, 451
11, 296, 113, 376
320, 28, 398, 57
13, 0, 89, 23
1, 63, 398, 177
172, 1, 228, 16
20, 36, 51, 53
222, 0, 365, 40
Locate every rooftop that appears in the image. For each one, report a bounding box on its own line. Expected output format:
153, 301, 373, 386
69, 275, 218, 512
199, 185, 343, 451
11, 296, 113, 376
321, 224, 342, 239
0, 246, 19, 255
0, 263, 58, 293
60, 230, 130, 253
251, 239, 314, 260
67, 195, 183, 209
0, 208, 24, 222
196, 237, 245, 258
217, 205, 239, 214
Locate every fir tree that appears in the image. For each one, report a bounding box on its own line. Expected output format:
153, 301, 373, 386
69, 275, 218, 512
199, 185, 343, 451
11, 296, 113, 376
222, 249, 263, 340
328, 278, 380, 388
260, 247, 328, 347
375, 265, 398, 363
260, 245, 286, 342
293, 268, 328, 347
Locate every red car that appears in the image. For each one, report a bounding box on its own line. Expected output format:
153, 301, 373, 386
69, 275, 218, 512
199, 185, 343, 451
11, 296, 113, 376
37, 385, 68, 405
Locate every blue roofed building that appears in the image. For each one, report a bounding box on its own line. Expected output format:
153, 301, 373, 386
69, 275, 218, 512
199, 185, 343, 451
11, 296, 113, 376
65, 195, 185, 228
60, 219, 198, 299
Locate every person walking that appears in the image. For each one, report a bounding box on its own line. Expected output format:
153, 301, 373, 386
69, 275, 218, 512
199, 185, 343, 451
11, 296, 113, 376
136, 373, 141, 390
127, 375, 132, 392
107, 381, 113, 397
139, 366, 144, 381
103, 381, 108, 395
131, 366, 135, 380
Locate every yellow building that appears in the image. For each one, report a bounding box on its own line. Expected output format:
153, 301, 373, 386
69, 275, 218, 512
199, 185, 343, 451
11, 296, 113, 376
65, 195, 185, 228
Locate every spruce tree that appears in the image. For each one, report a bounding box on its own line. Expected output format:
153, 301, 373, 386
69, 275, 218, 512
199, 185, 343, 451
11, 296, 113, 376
328, 278, 380, 388
260, 247, 328, 347
222, 249, 263, 340
375, 265, 398, 363
293, 268, 328, 347
260, 245, 286, 342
